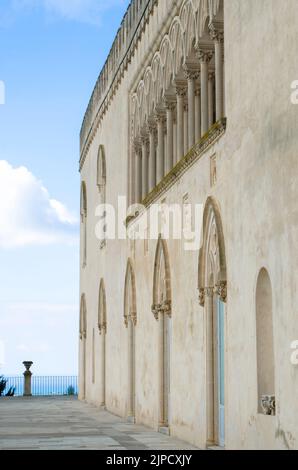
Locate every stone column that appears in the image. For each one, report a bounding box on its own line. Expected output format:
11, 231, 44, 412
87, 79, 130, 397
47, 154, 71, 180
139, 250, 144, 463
195, 86, 201, 142
175, 84, 186, 162
173, 115, 177, 166
164, 99, 175, 174
184, 67, 199, 149
134, 139, 142, 203
210, 26, 224, 121
23, 361, 33, 397
208, 72, 215, 128
148, 120, 156, 192
156, 112, 166, 183
184, 101, 188, 155
141, 132, 148, 200
198, 50, 212, 136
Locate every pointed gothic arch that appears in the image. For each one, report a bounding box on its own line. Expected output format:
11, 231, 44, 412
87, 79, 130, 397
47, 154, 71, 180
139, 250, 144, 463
124, 258, 137, 327
151, 236, 172, 429
98, 279, 107, 334
124, 259, 137, 419
97, 145, 106, 190
198, 196, 227, 307
198, 196, 227, 447
152, 236, 172, 320
98, 279, 107, 407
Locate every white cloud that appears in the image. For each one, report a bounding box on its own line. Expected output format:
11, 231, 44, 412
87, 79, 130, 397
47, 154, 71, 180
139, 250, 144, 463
11, 0, 128, 25
0, 160, 78, 248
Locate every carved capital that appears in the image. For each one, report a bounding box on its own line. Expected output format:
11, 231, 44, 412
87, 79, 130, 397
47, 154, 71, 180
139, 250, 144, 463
134, 138, 141, 152
141, 127, 149, 145
151, 300, 171, 319
160, 300, 172, 318
148, 117, 156, 134
164, 97, 176, 112
209, 23, 224, 43
261, 395, 276, 416
199, 288, 205, 307
151, 303, 160, 320
175, 81, 187, 98
216, 281, 227, 303
183, 64, 200, 81
198, 50, 213, 64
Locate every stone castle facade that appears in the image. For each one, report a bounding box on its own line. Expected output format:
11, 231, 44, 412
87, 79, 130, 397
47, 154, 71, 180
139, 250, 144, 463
79, 0, 298, 449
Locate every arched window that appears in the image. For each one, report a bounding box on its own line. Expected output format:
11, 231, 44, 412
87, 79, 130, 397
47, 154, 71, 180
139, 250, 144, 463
124, 259, 137, 419
80, 182, 87, 267
98, 279, 107, 334
97, 146, 107, 249
97, 145, 106, 195
151, 236, 172, 430
198, 197, 227, 448
152, 236, 172, 320
124, 259, 137, 327
79, 293, 87, 340
98, 279, 107, 407
256, 268, 275, 416
79, 294, 87, 400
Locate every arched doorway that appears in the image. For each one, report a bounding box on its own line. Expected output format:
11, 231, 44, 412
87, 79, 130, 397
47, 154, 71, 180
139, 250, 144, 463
124, 259, 137, 420
199, 197, 227, 448
152, 236, 172, 431
98, 279, 107, 408
79, 294, 87, 400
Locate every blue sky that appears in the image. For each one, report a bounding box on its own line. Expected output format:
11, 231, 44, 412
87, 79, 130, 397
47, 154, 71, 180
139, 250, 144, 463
0, 0, 130, 375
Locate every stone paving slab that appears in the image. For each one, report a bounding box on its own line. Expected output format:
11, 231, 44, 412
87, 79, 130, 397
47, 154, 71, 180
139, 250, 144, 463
0, 397, 197, 450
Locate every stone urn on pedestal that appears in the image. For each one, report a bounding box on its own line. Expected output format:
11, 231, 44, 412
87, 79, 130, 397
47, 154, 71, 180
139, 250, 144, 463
23, 361, 33, 397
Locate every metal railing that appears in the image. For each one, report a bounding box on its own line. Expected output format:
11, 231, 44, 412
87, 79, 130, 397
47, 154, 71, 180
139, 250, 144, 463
3, 376, 78, 397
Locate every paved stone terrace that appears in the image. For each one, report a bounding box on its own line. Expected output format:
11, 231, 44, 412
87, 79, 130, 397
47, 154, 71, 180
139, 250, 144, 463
0, 397, 197, 450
